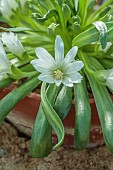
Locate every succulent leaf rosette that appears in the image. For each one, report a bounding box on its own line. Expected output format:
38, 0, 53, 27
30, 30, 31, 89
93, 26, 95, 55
0, 0, 113, 157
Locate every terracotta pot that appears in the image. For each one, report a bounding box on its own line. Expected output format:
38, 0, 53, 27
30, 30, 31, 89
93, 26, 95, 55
0, 84, 104, 148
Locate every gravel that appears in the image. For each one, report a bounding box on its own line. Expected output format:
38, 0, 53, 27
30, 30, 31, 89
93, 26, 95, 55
0, 121, 113, 170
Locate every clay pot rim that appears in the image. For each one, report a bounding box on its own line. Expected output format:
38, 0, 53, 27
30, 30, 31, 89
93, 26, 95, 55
3, 82, 113, 105
2, 83, 97, 104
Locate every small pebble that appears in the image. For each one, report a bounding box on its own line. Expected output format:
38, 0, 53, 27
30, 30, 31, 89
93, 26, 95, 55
0, 148, 8, 158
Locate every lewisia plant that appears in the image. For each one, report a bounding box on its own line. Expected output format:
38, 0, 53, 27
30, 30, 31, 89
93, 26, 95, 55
0, 0, 113, 158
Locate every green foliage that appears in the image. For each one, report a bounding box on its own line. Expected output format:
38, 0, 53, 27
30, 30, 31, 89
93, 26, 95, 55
0, 0, 113, 158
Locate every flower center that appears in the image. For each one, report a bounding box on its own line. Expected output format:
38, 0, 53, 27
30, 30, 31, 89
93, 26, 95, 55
54, 70, 63, 80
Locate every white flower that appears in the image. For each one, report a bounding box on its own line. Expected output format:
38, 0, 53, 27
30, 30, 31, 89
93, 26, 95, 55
0, 41, 11, 80
0, 0, 18, 19
2, 32, 25, 58
31, 35, 84, 87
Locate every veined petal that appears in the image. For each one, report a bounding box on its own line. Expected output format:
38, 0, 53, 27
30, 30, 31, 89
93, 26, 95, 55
0, 67, 10, 74
35, 47, 55, 65
2, 32, 25, 57
106, 77, 113, 89
55, 79, 62, 86
0, 41, 10, 66
64, 46, 78, 65
62, 77, 73, 87
0, 0, 17, 19
55, 35, 64, 65
31, 59, 54, 72
68, 72, 83, 83
0, 73, 8, 80
38, 73, 54, 83
109, 69, 113, 77
65, 61, 84, 74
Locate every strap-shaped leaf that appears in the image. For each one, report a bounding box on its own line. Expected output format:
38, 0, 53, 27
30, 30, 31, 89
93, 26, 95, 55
34, 9, 58, 23
54, 85, 72, 120
30, 105, 52, 158
62, 4, 71, 26
0, 77, 41, 123
72, 22, 113, 47
41, 82, 64, 150
93, 21, 108, 49
0, 27, 31, 32
0, 77, 13, 89
30, 84, 61, 158
99, 58, 113, 69
86, 72, 113, 154
78, 0, 92, 27
89, 0, 113, 22
74, 74, 91, 150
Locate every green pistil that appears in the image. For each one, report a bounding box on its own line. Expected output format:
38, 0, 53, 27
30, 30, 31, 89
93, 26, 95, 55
54, 70, 63, 80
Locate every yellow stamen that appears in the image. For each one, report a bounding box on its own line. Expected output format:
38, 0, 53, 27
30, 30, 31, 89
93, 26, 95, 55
54, 70, 63, 80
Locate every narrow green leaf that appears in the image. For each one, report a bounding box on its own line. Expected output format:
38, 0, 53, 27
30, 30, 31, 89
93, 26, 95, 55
0, 77, 41, 123
99, 58, 113, 69
30, 105, 52, 158
0, 78, 13, 89
33, 9, 58, 23
90, 0, 113, 22
41, 82, 64, 150
62, 4, 71, 26
0, 27, 31, 32
30, 84, 61, 158
54, 85, 72, 120
74, 74, 91, 150
93, 21, 108, 49
72, 22, 113, 47
86, 72, 113, 154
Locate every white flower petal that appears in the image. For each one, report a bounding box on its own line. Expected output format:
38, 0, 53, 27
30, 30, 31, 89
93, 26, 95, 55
0, 41, 9, 65
0, 67, 9, 74
106, 77, 113, 89
62, 77, 73, 87
65, 61, 84, 74
38, 73, 54, 83
0, 0, 18, 19
0, 41, 10, 74
55, 35, 64, 65
0, 73, 8, 80
68, 72, 83, 83
109, 69, 113, 77
64, 46, 78, 65
55, 79, 62, 86
30, 36, 84, 87
2, 32, 25, 57
35, 47, 55, 65
31, 59, 54, 72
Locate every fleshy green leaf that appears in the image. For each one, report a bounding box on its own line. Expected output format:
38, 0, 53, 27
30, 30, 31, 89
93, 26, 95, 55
54, 85, 72, 120
41, 82, 64, 150
74, 74, 91, 150
0, 77, 41, 123
86, 72, 113, 154
0, 77, 13, 89
0, 27, 31, 32
93, 21, 108, 49
30, 84, 61, 158
72, 22, 113, 47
